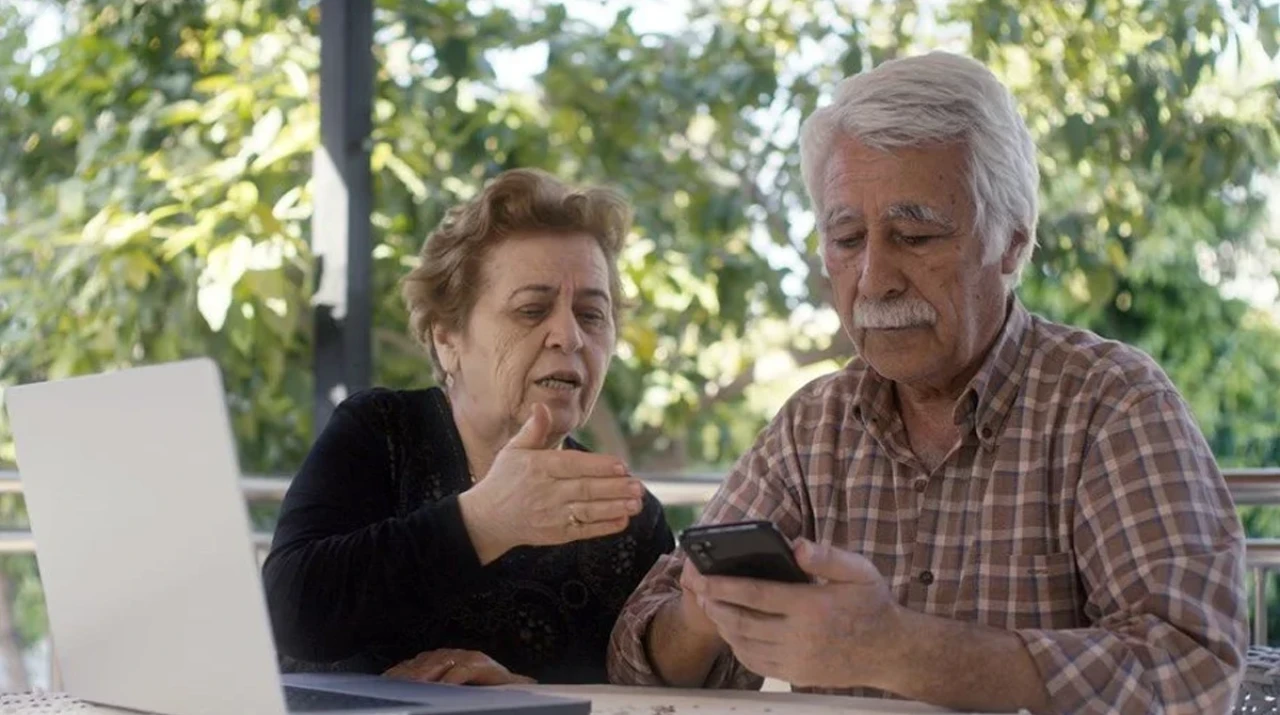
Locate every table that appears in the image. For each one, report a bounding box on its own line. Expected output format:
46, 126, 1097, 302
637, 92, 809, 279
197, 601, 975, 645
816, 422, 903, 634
0, 685, 1016, 715
517, 685, 959, 714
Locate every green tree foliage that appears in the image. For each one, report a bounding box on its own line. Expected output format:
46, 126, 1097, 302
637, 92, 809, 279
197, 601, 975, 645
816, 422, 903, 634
1, 0, 1279, 668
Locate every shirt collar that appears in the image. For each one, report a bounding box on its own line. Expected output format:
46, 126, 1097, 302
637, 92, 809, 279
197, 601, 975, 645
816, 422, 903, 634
953, 297, 1033, 449
850, 297, 1034, 450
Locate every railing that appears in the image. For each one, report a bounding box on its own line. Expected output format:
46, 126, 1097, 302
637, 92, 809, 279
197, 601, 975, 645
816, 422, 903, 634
0, 470, 725, 554
1226, 468, 1280, 645
1, 468, 1278, 642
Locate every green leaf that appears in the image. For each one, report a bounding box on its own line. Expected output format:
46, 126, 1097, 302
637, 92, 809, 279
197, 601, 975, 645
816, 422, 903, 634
244, 107, 284, 158
192, 74, 237, 94
148, 204, 187, 223
121, 252, 158, 290
383, 151, 428, 200
1260, 6, 1280, 59
839, 35, 863, 76
1062, 114, 1090, 162
197, 282, 233, 331
250, 114, 316, 171
228, 181, 260, 212
439, 37, 470, 78
281, 61, 310, 97
158, 100, 204, 126
160, 218, 214, 261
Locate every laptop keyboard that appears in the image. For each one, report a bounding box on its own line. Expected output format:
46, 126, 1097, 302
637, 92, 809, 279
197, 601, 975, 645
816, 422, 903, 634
283, 685, 424, 712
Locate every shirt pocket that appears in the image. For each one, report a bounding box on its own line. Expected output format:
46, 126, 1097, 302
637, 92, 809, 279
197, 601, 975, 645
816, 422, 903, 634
975, 552, 1083, 631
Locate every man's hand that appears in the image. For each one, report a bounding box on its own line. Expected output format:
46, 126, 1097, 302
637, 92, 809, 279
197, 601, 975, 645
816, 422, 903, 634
678, 562, 723, 641
383, 648, 536, 686
684, 539, 901, 689
636, 560, 733, 688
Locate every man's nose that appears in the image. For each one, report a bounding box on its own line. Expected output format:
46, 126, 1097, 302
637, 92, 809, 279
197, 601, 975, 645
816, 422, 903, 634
857, 235, 907, 301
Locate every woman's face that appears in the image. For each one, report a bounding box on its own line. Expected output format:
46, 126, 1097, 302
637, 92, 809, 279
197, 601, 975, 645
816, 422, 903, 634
433, 232, 617, 446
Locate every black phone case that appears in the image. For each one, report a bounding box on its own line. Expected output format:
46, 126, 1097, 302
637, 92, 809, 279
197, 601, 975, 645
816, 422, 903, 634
679, 521, 810, 583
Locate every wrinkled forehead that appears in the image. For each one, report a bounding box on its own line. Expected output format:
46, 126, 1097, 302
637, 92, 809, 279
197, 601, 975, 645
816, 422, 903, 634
482, 233, 613, 298
819, 139, 975, 231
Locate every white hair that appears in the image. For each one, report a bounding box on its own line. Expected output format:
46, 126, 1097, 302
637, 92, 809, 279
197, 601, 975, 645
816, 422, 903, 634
799, 51, 1040, 287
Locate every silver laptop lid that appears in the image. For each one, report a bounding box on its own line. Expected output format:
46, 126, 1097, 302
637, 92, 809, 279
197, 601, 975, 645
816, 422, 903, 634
5, 359, 289, 715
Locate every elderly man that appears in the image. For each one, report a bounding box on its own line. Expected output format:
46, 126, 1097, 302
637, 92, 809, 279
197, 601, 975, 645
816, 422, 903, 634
607, 51, 1247, 714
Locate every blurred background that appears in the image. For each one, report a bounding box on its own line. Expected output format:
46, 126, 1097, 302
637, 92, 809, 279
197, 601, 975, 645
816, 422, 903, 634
1, 0, 1278, 692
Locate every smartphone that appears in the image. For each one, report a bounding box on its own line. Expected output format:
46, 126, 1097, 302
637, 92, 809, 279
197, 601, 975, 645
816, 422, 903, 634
679, 520, 810, 583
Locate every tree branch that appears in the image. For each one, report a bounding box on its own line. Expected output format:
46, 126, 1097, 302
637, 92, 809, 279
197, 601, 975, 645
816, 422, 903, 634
738, 164, 793, 247
726, 156, 833, 307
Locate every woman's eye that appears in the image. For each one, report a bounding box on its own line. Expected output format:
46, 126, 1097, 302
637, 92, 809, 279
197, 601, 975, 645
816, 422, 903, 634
578, 310, 606, 326
517, 306, 547, 319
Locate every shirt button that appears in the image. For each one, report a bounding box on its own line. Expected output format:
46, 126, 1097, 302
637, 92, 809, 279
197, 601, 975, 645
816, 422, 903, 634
913, 478, 928, 493
918, 570, 934, 585
980, 425, 994, 440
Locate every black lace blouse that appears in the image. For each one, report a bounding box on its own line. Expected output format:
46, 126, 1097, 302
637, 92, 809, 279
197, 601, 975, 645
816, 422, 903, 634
262, 387, 675, 684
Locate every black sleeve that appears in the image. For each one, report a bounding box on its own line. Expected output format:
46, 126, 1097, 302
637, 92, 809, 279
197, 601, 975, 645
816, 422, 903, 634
261, 392, 484, 663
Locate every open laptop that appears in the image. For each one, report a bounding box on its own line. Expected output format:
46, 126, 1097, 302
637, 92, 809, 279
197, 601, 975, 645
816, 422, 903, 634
4, 359, 590, 715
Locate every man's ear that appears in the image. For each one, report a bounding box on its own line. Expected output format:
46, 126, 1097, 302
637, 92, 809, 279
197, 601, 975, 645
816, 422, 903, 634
1000, 229, 1030, 276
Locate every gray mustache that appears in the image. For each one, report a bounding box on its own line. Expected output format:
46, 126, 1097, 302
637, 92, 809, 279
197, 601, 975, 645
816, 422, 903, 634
853, 300, 938, 329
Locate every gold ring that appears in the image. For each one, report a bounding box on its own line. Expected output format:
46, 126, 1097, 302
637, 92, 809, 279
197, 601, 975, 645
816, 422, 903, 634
444, 658, 456, 670
568, 506, 581, 528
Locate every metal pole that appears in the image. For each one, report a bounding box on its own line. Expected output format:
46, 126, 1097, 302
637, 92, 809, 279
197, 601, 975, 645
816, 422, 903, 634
1255, 567, 1270, 645
311, 0, 374, 434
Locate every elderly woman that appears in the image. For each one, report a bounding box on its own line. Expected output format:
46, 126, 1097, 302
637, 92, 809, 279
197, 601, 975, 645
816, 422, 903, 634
262, 169, 674, 686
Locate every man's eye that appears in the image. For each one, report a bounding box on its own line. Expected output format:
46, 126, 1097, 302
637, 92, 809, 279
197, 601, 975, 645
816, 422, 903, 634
517, 306, 547, 319
832, 234, 864, 249
899, 234, 937, 247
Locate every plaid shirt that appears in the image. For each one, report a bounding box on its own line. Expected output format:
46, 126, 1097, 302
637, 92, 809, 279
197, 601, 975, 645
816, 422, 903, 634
609, 300, 1247, 714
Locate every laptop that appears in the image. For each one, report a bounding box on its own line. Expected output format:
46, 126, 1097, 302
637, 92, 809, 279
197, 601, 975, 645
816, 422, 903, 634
4, 359, 590, 715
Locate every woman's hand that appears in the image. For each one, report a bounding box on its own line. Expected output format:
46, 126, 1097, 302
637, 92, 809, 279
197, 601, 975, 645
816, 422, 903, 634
459, 403, 645, 564
383, 648, 536, 686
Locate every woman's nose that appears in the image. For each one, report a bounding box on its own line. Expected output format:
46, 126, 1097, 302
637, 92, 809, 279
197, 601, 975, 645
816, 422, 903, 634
545, 307, 584, 352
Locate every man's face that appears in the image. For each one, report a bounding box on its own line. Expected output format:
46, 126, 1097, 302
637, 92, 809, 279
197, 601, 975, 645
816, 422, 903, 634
819, 135, 1022, 393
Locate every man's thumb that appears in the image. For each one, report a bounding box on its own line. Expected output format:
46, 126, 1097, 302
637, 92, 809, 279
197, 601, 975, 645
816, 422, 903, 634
507, 403, 551, 450
794, 539, 880, 584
